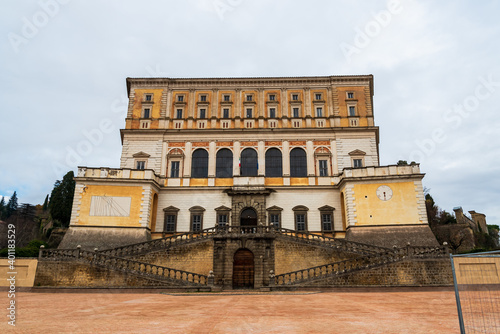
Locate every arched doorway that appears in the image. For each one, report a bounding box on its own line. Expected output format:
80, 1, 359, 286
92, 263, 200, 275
240, 207, 257, 231
232, 249, 254, 289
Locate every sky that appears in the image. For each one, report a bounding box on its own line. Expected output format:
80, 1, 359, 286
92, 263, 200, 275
1, 0, 499, 225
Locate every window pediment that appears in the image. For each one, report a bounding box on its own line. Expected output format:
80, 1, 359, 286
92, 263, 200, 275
215, 205, 231, 212
292, 205, 309, 211
163, 206, 180, 212
266, 205, 283, 211
189, 206, 206, 212
318, 205, 335, 212
348, 149, 366, 156
133, 151, 151, 158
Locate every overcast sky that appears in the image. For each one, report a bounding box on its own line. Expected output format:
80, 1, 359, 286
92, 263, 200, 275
1, 0, 499, 225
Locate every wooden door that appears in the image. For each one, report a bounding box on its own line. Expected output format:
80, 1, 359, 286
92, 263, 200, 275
232, 249, 254, 289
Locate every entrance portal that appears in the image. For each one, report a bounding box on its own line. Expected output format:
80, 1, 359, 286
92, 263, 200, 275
232, 249, 254, 289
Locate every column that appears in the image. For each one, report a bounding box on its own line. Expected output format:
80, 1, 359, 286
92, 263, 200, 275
282, 141, 290, 176
306, 140, 315, 176
183, 142, 192, 177
258, 141, 265, 176
233, 141, 241, 176
208, 141, 216, 177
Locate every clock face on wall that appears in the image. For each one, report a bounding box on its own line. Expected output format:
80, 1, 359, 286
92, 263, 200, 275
376, 185, 393, 201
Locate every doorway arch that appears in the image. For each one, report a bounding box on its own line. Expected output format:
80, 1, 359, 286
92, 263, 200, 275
232, 249, 254, 289
240, 207, 257, 227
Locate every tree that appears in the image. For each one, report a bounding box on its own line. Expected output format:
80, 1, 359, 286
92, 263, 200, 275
49, 171, 75, 227
0, 197, 5, 220
5, 191, 18, 219
42, 194, 49, 212
397, 160, 408, 166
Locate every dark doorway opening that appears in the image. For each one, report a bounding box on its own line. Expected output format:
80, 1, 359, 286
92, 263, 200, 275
240, 207, 257, 226
232, 249, 254, 289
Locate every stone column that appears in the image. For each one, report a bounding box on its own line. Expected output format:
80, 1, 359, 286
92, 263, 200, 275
183, 142, 192, 177
282, 141, 290, 176
208, 141, 217, 177
233, 141, 241, 176
258, 141, 265, 176
306, 140, 315, 176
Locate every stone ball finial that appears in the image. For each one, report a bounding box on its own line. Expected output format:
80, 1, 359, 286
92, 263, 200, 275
208, 270, 214, 277
393, 245, 397, 249
406, 242, 411, 246
77, 245, 81, 249
40, 245, 45, 249
94, 247, 99, 252
443, 242, 448, 246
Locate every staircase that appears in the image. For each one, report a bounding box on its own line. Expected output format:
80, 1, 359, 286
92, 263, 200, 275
39, 248, 208, 286
99, 226, 390, 258
273, 245, 449, 286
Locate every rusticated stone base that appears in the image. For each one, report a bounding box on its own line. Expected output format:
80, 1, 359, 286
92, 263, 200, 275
34, 261, 183, 287
345, 224, 439, 248
298, 258, 453, 287
58, 226, 151, 251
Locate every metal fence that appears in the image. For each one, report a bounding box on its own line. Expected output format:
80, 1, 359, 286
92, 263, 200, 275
450, 250, 500, 333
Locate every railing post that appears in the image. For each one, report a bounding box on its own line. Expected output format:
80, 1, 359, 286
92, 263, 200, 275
76, 245, 81, 259
269, 270, 275, 287
38, 245, 45, 260
207, 270, 214, 286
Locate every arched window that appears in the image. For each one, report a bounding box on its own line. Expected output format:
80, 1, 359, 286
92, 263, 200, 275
240, 148, 258, 176
290, 148, 307, 177
265, 148, 282, 177
191, 149, 208, 178
216, 149, 233, 178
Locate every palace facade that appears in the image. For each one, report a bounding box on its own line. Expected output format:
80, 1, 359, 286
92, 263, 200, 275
60, 75, 437, 251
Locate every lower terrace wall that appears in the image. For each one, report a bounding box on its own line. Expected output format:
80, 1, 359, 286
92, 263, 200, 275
274, 239, 357, 275
132, 239, 213, 276
299, 259, 453, 287
34, 260, 182, 287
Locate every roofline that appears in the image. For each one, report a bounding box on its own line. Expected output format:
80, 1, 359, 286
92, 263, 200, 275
126, 74, 374, 97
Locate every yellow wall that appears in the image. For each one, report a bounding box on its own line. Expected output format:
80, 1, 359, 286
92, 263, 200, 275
0, 259, 38, 287
76, 185, 144, 227
453, 257, 500, 284
353, 182, 421, 226
130, 89, 163, 129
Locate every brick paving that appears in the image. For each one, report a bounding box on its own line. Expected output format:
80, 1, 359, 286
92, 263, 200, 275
1, 289, 460, 333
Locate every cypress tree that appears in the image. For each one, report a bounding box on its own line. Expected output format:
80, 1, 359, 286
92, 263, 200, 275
42, 194, 49, 212
0, 197, 5, 220
6, 191, 18, 218
49, 171, 75, 227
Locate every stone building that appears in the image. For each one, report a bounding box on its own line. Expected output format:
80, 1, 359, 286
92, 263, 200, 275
56, 75, 441, 289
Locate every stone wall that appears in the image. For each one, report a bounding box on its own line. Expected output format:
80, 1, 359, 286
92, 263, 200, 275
34, 260, 181, 287
298, 259, 453, 287
274, 238, 356, 275
132, 239, 213, 276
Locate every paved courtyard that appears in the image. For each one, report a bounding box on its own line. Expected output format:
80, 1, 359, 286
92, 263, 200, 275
1, 289, 460, 333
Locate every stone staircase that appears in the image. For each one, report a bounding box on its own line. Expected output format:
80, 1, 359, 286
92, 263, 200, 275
99, 226, 390, 258
273, 244, 449, 286
39, 248, 208, 286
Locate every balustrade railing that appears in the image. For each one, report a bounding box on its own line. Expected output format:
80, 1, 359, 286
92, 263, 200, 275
39, 248, 207, 285
274, 245, 449, 285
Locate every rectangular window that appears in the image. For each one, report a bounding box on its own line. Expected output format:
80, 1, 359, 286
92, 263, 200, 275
170, 161, 180, 178
218, 214, 228, 226
223, 108, 230, 118
347, 92, 354, 99
177, 95, 184, 102
246, 95, 253, 101
165, 215, 176, 232
296, 214, 306, 231
349, 106, 356, 116
176, 109, 183, 119
269, 94, 275, 101
199, 109, 206, 119
269, 108, 276, 118
270, 214, 280, 228
143, 108, 150, 118
322, 214, 332, 232
293, 107, 299, 118
319, 160, 328, 176
136, 161, 145, 170
316, 107, 323, 117
353, 159, 363, 168
246, 108, 252, 118
224, 95, 230, 102
200, 95, 207, 102
292, 94, 298, 101
315, 93, 322, 100
145, 94, 152, 101
192, 215, 202, 232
